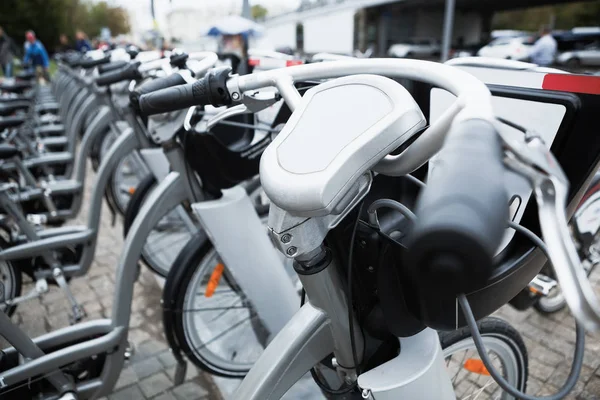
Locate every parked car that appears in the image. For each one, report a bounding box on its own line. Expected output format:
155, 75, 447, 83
477, 36, 536, 61
557, 42, 600, 67
388, 38, 440, 58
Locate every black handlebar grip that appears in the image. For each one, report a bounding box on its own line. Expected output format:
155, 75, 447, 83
95, 62, 141, 87
98, 61, 128, 74
406, 119, 508, 295
138, 67, 233, 116
130, 73, 188, 111
80, 56, 111, 69
138, 79, 206, 116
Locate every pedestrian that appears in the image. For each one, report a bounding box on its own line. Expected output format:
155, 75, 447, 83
75, 30, 92, 53
23, 30, 51, 82
529, 26, 558, 67
57, 33, 73, 53
0, 25, 19, 78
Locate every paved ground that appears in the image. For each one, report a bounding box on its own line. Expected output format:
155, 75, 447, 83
8, 162, 221, 400
7, 160, 600, 400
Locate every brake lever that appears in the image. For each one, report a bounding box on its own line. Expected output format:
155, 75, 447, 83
195, 92, 280, 132
502, 130, 600, 332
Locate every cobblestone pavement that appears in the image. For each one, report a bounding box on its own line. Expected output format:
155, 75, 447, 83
8, 162, 221, 400
495, 269, 600, 399
7, 160, 600, 400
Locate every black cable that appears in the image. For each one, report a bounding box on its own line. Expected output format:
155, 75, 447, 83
497, 117, 528, 134
300, 288, 306, 307
403, 174, 426, 189
458, 294, 584, 400
507, 220, 549, 254
347, 201, 365, 376
182, 132, 199, 202
310, 369, 355, 395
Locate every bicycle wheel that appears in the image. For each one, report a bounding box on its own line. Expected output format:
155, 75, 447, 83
123, 175, 196, 277
440, 317, 528, 400
108, 151, 146, 215
168, 216, 298, 378
536, 180, 600, 314
125, 176, 271, 278
0, 251, 22, 316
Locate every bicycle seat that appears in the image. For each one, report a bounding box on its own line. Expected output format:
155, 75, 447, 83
0, 102, 29, 116
0, 144, 20, 159
0, 116, 26, 130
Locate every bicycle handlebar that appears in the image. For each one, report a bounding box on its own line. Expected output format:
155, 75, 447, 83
98, 60, 128, 74
138, 67, 232, 116
130, 73, 188, 111
407, 119, 509, 293
80, 55, 111, 69
95, 62, 141, 87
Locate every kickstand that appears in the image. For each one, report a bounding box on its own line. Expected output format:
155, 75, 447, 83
173, 360, 187, 385
52, 268, 86, 324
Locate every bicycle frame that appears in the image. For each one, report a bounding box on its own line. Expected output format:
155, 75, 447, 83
221, 60, 499, 399
0, 129, 139, 278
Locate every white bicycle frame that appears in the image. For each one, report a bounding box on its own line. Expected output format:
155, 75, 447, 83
217, 58, 592, 399
133, 102, 300, 335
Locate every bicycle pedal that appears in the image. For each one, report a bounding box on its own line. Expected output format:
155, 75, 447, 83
27, 213, 48, 225
35, 278, 49, 294
529, 274, 558, 297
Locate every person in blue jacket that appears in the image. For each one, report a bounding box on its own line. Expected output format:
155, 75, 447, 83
23, 30, 50, 81
75, 30, 92, 53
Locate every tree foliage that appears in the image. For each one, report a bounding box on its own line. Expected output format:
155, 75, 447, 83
493, 1, 600, 31
0, 0, 130, 53
252, 4, 269, 20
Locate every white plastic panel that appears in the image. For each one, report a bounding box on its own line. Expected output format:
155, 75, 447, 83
261, 75, 426, 216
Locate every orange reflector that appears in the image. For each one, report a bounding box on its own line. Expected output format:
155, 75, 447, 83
529, 286, 539, 295
128, 187, 136, 195
248, 58, 261, 67
205, 263, 225, 298
286, 59, 304, 67
463, 359, 490, 376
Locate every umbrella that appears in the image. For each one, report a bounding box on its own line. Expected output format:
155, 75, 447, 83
205, 15, 264, 37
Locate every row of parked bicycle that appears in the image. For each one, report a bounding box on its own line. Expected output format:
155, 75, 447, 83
0, 46, 599, 399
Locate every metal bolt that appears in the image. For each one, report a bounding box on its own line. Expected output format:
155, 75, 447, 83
231, 92, 240, 100
359, 240, 367, 248
286, 246, 297, 256
367, 265, 374, 272
362, 389, 372, 399
281, 233, 292, 244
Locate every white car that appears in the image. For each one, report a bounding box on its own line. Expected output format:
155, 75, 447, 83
477, 36, 536, 61
557, 42, 600, 67
388, 38, 440, 58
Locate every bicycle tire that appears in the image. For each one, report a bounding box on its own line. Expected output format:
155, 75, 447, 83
166, 224, 272, 378
440, 316, 528, 399
124, 175, 270, 277
0, 237, 23, 316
